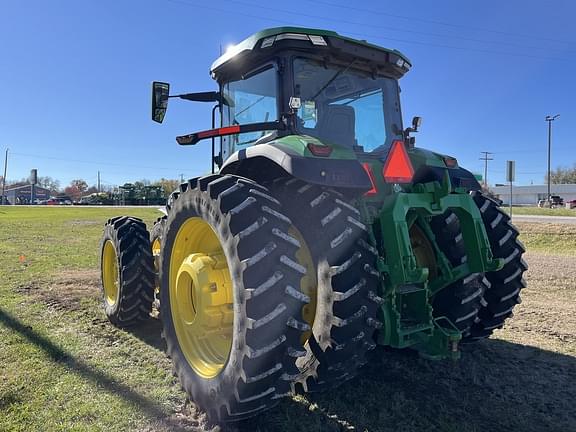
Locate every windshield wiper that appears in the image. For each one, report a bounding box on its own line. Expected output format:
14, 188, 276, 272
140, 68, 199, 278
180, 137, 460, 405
310, 58, 357, 101
234, 95, 266, 119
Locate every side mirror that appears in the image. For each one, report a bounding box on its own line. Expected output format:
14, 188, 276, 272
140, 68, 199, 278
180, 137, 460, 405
411, 116, 422, 131
152, 81, 170, 123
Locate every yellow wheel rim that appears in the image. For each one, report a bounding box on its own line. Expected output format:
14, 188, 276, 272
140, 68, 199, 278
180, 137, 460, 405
410, 224, 437, 280
102, 240, 120, 306
290, 227, 317, 344
169, 218, 233, 379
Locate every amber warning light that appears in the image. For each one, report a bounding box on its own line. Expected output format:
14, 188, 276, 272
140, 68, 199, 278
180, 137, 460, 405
382, 140, 414, 183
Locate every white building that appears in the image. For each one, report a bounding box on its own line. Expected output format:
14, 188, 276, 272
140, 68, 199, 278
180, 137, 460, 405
490, 184, 576, 206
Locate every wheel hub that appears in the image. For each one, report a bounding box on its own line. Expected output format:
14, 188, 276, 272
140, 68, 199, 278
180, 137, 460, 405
175, 253, 233, 331
410, 224, 438, 280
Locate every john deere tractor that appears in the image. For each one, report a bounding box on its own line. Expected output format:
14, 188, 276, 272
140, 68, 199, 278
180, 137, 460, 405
99, 27, 527, 422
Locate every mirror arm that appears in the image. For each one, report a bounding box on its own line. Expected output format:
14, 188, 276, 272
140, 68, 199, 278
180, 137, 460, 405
169, 91, 221, 103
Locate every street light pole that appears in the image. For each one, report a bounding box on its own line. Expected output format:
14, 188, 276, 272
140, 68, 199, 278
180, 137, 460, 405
545, 114, 560, 200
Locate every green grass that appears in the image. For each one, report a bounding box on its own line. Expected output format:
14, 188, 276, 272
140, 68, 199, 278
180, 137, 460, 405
516, 222, 576, 256
0, 207, 182, 432
1, 207, 575, 432
504, 206, 576, 217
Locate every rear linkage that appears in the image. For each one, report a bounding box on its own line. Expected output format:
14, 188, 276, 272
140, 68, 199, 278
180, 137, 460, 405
359, 172, 503, 360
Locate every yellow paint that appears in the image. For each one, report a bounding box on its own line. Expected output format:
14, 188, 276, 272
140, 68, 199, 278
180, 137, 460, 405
102, 240, 120, 306
290, 226, 317, 343
169, 218, 233, 379
152, 236, 162, 293
410, 224, 437, 280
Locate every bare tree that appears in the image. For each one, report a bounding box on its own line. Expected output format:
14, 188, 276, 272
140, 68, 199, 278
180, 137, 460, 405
153, 178, 180, 197
547, 164, 576, 184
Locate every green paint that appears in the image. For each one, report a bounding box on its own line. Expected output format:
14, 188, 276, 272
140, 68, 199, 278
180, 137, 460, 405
211, 26, 410, 74
363, 175, 502, 358
273, 134, 502, 359
164, 24, 503, 361
272, 135, 357, 160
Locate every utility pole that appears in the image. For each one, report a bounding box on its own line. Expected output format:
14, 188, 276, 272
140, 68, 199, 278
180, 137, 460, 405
180, 173, 184, 183
1, 148, 8, 205
545, 114, 560, 200
479, 151, 493, 188
98, 171, 101, 193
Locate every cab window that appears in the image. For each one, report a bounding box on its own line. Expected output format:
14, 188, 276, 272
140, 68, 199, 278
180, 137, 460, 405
221, 66, 278, 158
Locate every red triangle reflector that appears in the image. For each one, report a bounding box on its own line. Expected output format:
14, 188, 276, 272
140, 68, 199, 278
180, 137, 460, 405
382, 140, 414, 183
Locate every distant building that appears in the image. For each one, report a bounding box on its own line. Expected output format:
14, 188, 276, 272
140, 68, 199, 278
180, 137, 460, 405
490, 184, 576, 206
4, 185, 50, 205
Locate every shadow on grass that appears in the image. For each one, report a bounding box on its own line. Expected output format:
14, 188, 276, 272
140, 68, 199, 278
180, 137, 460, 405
125, 314, 166, 352
241, 341, 576, 432
0, 307, 187, 431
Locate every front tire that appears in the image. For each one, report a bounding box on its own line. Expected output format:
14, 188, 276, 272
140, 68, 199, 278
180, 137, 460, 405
160, 174, 309, 422
99, 216, 155, 327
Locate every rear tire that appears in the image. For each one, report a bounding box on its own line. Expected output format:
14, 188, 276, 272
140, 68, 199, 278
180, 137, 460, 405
99, 216, 155, 327
428, 212, 489, 336
270, 178, 380, 393
160, 174, 309, 422
467, 191, 527, 339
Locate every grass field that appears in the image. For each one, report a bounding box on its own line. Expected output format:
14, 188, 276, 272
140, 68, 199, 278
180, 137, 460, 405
504, 206, 576, 217
1, 207, 575, 432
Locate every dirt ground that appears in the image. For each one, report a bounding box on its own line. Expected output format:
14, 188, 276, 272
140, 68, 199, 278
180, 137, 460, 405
501, 253, 576, 351
17, 269, 102, 311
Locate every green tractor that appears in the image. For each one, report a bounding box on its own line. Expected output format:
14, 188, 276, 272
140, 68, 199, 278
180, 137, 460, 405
99, 27, 527, 422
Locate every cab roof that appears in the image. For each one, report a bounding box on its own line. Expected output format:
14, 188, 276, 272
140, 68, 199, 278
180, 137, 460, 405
210, 27, 412, 81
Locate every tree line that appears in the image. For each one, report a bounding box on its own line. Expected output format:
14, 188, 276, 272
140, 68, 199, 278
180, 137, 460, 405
548, 164, 576, 184
2, 165, 575, 200
1, 176, 181, 202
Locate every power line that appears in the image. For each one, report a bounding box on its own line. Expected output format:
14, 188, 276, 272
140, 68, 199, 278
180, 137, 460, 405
166, 0, 571, 62
479, 151, 494, 187
307, 0, 576, 46
9, 151, 198, 172
222, 0, 574, 54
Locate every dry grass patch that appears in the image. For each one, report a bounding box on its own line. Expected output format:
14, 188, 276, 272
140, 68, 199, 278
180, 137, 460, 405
515, 222, 576, 255
17, 269, 101, 312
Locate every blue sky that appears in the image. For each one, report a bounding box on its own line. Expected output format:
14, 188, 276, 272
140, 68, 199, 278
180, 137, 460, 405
1, 0, 574, 189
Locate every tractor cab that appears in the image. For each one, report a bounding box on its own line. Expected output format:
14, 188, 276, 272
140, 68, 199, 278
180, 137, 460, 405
209, 28, 411, 161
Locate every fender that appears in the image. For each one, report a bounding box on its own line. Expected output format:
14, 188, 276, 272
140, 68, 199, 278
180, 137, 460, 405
220, 142, 372, 190
412, 164, 482, 192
